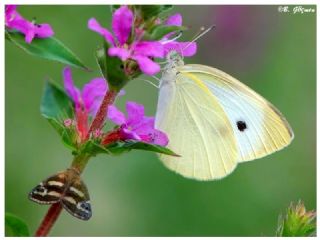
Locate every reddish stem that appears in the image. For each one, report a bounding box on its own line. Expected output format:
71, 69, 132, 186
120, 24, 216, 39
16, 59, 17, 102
87, 90, 117, 138
34, 91, 117, 236
35, 203, 63, 237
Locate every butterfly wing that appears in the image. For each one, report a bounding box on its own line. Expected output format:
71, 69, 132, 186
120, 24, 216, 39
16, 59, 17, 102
61, 176, 92, 221
28, 171, 67, 204
179, 64, 294, 162
156, 70, 238, 180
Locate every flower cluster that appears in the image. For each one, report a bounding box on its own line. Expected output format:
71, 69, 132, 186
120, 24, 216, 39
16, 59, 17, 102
88, 5, 196, 76
5, 5, 54, 43
5, 5, 197, 153
105, 102, 168, 146
63, 67, 168, 146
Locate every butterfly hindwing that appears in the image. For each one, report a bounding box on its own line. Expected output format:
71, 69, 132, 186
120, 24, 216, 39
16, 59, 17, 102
28, 171, 67, 204
61, 173, 92, 221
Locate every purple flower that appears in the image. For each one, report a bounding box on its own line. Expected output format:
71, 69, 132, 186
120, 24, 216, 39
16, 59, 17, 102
88, 5, 164, 75
63, 66, 124, 142
106, 101, 169, 146
63, 67, 124, 118
5, 5, 54, 43
161, 13, 197, 57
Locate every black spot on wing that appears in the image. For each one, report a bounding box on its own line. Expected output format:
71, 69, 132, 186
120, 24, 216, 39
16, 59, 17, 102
237, 121, 247, 132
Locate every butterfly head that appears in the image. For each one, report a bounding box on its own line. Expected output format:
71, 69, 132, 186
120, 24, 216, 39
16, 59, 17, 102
166, 51, 184, 67
160, 51, 184, 84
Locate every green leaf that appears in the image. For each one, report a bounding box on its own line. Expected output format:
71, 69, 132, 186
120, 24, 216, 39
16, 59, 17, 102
61, 129, 77, 151
106, 140, 180, 156
6, 30, 89, 70
148, 25, 187, 40
95, 42, 130, 92
40, 80, 73, 120
110, 5, 121, 12
5, 213, 30, 237
95, 47, 108, 82
46, 118, 77, 150
40, 80, 77, 149
81, 140, 111, 155
138, 5, 173, 20
80, 140, 179, 157
47, 118, 65, 136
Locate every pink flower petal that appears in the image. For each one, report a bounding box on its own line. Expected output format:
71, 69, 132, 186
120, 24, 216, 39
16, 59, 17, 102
5, 5, 17, 14
107, 105, 126, 125
34, 23, 54, 38
163, 41, 197, 57
5, 5, 17, 24
63, 67, 81, 108
82, 78, 107, 113
5, 6, 54, 43
166, 13, 182, 26
126, 101, 145, 125
150, 129, 169, 146
7, 16, 30, 33
88, 18, 115, 46
108, 47, 130, 61
121, 128, 142, 141
132, 55, 161, 75
25, 28, 35, 43
133, 117, 155, 134
133, 41, 164, 58
112, 5, 133, 45
112, 101, 170, 146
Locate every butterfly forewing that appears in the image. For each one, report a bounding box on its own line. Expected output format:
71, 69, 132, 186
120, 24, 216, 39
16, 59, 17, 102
180, 64, 294, 162
28, 171, 67, 204
61, 176, 92, 221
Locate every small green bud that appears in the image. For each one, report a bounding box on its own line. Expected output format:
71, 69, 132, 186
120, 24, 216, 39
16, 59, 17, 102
276, 200, 316, 237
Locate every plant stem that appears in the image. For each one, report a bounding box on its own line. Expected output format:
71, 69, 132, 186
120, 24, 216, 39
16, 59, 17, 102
71, 153, 91, 174
87, 89, 117, 137
35, 203, 63, 237
34, 88, 116, 236
34, 154, 91, 237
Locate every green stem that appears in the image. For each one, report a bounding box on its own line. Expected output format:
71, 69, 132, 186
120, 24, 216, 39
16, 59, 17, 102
71, 154, 91, 174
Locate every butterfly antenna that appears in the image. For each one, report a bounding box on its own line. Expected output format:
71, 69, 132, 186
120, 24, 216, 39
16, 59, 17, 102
161, 30, 183, 44
183, 25, 216, 51
139, 78, 159, 88
159, 25, 215, 65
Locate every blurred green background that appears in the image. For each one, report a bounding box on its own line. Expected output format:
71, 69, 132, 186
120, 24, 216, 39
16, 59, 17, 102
5, 5, 316, 236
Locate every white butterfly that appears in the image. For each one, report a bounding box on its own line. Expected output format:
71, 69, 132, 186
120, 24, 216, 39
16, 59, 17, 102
155, 52, 294, 180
